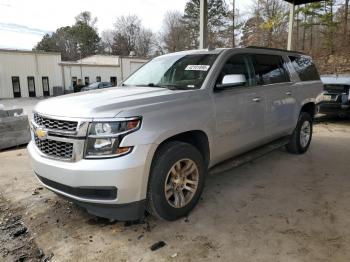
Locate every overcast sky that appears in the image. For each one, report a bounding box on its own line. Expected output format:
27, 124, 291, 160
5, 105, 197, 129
0, 0, 251, 50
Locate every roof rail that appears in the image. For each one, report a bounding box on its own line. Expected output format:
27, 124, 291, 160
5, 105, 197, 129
245, 46, 305, 55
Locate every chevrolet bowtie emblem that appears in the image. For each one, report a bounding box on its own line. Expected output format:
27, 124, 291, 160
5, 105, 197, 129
35, 128, 47, 140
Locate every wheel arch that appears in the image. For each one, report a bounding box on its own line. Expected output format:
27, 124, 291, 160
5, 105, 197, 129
300, 102, 316, 118
153, 130, 211, 168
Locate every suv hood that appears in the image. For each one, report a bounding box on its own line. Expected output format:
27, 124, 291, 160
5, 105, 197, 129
34, 86, 189, 118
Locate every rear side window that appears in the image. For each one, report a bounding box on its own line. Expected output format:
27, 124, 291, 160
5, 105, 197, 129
250, 54, 290, 85
289, 56, 320, 81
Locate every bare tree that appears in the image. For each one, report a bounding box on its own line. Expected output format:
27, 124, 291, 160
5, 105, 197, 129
100, 30, 114, 54
112, 15, 153, 57
240, 0, 288, 48
161, 11, 189, 52
136, 28, 155, 57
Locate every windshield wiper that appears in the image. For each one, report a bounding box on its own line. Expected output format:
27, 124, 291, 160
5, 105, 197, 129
129, 83, 192, 90
159, 85, 193, 90
147, 83, 161, 87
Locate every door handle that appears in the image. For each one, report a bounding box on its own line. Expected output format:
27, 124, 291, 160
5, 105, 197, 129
286, 91, 292, 96
252, 97, 261, 102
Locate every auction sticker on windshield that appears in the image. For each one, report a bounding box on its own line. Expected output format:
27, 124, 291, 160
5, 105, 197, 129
185, 65, 210, 71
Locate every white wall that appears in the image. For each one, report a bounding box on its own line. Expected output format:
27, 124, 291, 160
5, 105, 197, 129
61, 65, 121, 90
120, 57, 147, 81
61, 57, 148, 90
0, 51, 62, 98
0, 52, 148, 98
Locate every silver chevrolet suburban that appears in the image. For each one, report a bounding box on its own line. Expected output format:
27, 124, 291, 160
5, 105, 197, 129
28, 47, 323, 221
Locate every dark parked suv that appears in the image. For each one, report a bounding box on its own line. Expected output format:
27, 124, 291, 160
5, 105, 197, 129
319, 75, 350, 118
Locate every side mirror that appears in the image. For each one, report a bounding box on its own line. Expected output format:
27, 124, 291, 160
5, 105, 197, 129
215, 74, 246, 90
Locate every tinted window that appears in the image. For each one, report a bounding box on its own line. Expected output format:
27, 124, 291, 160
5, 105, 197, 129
217, 54, 253, 86
289, 56, 320, 81
251, 54, 290, 85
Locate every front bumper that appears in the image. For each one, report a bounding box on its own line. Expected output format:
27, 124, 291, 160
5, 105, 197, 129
27, 141, 155, 220
318, 103, 350, 116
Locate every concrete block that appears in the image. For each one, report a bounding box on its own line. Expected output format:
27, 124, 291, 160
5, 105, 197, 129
0, 115, 31, 150
0, 110, 7, 118
6, 108, 23, 117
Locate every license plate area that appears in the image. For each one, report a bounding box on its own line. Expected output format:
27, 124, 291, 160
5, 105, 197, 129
323, 94, 334, 102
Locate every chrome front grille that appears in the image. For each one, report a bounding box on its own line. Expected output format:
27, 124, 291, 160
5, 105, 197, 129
34, 113, 78, 132
31, 113, 89, 161
35, 136, 73, 159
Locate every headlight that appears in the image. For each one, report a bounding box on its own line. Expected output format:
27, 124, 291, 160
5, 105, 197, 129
84, 117, 141, 158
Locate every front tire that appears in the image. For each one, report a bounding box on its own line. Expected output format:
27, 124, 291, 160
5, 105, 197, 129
286, 112, 313, 154
146, 142, 206, 221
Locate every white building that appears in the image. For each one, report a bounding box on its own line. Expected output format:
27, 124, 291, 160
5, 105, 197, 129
0, 49, 148, 99
0, 49, 62, 98
60, 55, 147, 91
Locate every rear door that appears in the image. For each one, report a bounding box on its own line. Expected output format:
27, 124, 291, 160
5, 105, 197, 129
250, 53, 297, 138
212, 53, 266, 161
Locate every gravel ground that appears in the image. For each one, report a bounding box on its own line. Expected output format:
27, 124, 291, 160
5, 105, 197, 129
0, 119, 349, 262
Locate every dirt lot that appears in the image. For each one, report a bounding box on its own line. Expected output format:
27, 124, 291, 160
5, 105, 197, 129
0, 119, 350, 262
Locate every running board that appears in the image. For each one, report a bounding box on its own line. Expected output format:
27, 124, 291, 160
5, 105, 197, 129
209, 137, 290, 175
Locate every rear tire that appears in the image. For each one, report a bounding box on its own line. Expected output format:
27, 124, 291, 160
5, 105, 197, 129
146, 142, 206, 221
286, 112, 313, 154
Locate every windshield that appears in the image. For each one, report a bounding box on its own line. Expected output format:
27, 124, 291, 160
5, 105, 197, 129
123, 54, 218, 90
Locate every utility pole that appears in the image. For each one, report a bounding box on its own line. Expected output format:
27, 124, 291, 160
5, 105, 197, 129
199, 0, 208, 49
344, 0, 349, 40
232, 0, 235, 47
287, 2, 295, 50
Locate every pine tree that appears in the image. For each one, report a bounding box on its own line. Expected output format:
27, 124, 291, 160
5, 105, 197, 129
183, 0, 231, 48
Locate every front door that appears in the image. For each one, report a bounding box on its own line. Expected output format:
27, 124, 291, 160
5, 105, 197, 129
212, 54, 266, 162
12, 76, 21, 98
110, 77, 117, 86
42, 77, 50, 96
27, 76, 36, 97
